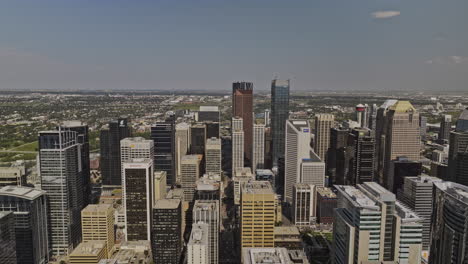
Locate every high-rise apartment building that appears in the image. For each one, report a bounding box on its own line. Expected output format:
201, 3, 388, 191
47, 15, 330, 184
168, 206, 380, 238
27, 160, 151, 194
122, 158, 153, 241
284, 120, 313, 203
151, 115, 176, 185
252, 123, 265, 172
448, 108, 468, 185
430, 181, 468, 264
292, 183, 315, 226
205, 137, 221, 175
0, 186, 48, 264
241, 181, 275, 249
271, 79, 290, 166
39, 129, 83, 256
382, 101, 421, 188
188, 223, 210, 264
334, 183, 422, 264
397, 175, 442, 250
81, 204, 115, 258
193, 200, 219, 264
314, 114, 334, 162
232, 82, 254, 162
232, 117, 245, 172
152, 199, 182, 264
438, 114, 452, 144
181, 155, 202, 202
0, 212, 16, 264
176, 122, 191, 183
100, 118, 131, 186
60, 121, 91, 206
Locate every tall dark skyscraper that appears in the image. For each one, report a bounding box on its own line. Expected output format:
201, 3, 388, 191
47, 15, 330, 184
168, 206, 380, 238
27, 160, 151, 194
232, 81, 253, 162
348, 128, 375, 185
100, 118, 131, 186
0, 212, 16, 264
430, 181, 468, 264
271, 79, 290, 167
387, 157, 422, 194
327, 127, 349, 185
438, 114, 452, 144
151, 114, 176, 186
448, 108, 468, 185
39, 129, 83, 256
59, 121, 91, 206
190, 123, 206, 155
0, 186, 48, 264
152, 199, 182, 264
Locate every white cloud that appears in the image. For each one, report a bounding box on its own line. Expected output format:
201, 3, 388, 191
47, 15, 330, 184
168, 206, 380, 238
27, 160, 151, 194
371, 11, 401, 19
425, 56, 468, 65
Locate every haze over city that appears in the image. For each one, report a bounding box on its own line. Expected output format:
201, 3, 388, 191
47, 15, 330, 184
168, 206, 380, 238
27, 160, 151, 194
0, 0, 467, 91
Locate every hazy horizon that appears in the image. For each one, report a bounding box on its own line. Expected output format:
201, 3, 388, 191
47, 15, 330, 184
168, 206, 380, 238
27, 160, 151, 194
1, 0, 467, 91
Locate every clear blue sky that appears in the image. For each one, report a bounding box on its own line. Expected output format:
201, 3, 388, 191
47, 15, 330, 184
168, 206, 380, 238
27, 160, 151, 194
0, 0, 467, 91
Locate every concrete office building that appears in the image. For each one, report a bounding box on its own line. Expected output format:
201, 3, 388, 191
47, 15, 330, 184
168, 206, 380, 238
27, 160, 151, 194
252, 123, 265, 172
151, 115, 176, 185
292, 183, 315, 226
81, 204, 115, 258
193, 200, 219, 264
196, 173, 221, 201
100, 118, 131, 186
241, 181, 275, 249
120, 137, 154, 168
264, 109, 270, 127
284, 120, 313, 203
176, 122, 191, 183
69, 241, 106, 264
0, 186, 48, 264
271, 79, 290, 166
300, 152, 325, 188
397, 175, 441, 250
181, 155, 202, 202
0, 212, 16, 264
232, 81, 254, 162
152, 199, 182, 264
314, 114, 335, 162
0, 166, 26, 187
242, 247, 310, 264
448, 108, 468, 186
429, 181, 468, 264
205, 137, 221, 175
188, 223, 210, 264
39, 129, 83, 256
153, 171, 167, 202
333, 183, 422, 264
122, 158, 153, 241
233, 167, 254, 205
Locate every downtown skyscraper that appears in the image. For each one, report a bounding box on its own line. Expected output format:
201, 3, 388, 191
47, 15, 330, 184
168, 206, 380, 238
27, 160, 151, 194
151, 114, 176, 186
232, 81, 253, 162
448, 108, 468, 185
271, 79, 290, 166
39, 129, 84, 256
100, 118, 131, 186
314, 114, 334, 162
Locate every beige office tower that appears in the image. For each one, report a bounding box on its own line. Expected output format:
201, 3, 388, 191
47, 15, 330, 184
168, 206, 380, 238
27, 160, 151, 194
252, 123, 265, 172
241, 181, 275, 249
122, 158, 153, 241
232, 117, 245, 172
181, 155, 202, 202
176, 122, 191, 183
69, 241, 106, 264
300, 152, 325, 188
188, 223, 210, 264
292, 183, 316, 226
81, 204, 115, 258
284, 120, 313, 203
193, 200, 219, 264
333, 183, 422, 264
154, 171, 167, 202
383, 101, 421, 187
314, 114, 334, 162
205, 137, 221, 175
